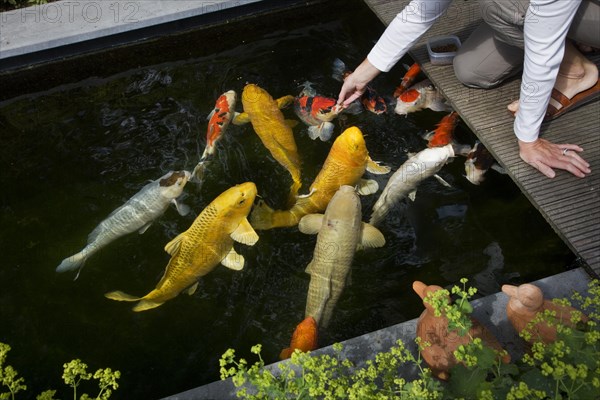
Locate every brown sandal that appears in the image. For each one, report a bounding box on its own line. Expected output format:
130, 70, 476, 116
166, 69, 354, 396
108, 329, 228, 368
545, 79, 600, 120
508, 79, 600, 120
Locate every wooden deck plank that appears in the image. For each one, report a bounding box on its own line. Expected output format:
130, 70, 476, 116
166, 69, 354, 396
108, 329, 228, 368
363, 0, 600, 278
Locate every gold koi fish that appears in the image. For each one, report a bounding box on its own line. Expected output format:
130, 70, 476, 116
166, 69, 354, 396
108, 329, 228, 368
233, 84, 301, 206
250, 126, 390, 230
105, 182, 259, 311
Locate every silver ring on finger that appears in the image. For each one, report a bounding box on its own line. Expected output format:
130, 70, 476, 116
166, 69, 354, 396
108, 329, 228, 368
562, 148, 570, 156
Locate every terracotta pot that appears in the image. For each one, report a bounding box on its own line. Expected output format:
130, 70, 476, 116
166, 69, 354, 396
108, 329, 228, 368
413, 281, 510, 380
502, 283, 586, 344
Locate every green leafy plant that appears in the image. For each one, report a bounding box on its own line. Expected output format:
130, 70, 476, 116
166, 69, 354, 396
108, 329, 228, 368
424, 277, 477, 337
220, 341, 444, 399
220, 279, 600, 399
514, 280, 600, 399
1, 343, 27, 400
0, 344, 120, 400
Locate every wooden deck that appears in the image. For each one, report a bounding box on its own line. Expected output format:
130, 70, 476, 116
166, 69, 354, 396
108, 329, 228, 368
363, 0, 600, 278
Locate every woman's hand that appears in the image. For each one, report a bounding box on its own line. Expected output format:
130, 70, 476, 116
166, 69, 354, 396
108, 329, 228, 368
518, 138, 591, 178
337, 58, 381, 107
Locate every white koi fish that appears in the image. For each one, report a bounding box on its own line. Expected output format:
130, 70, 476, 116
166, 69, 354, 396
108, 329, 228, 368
56, 170, 191, 277
394, 79, 452, 116
369, 144, 455, 226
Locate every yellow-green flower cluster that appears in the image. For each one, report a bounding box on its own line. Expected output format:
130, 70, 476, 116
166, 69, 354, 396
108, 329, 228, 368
1, 343, 27, 400
506, 382, 546, 399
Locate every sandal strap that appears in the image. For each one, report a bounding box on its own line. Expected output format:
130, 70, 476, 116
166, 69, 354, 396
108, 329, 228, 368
545, 103, 559, 119
550, 88, 571, 108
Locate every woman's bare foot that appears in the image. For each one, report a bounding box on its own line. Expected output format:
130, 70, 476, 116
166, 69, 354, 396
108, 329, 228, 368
507, 40, 598, 116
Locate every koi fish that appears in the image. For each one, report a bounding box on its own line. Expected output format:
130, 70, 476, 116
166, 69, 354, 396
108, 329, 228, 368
332, 58, 388, 115
105, 182, 259, 311
233, 84, 301, 206
393, 63, 422, 97
369, 144, 455, 226
201, 90, 237, 160
56, 170, 191, 278
294, 81, 345, 141
280, 316, 319, 360
464, 141, 505, 185
426, 111, 460, 148
250, 126, 390, 230
192, 90, 237, 182
394, 79, 452, 116
299, 185, 385, 329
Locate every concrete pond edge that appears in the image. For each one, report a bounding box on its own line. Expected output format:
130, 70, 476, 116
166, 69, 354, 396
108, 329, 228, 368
165, 267, 592, 399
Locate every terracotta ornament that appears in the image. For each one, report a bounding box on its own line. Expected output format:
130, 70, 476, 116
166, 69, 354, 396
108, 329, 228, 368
502, 283, 586, 344
413, 281, 510, 380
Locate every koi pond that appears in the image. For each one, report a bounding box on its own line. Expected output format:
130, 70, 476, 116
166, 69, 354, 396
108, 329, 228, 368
0, 0, 575, 398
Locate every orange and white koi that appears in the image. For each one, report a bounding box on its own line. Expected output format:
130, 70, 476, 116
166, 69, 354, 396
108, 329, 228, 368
360, 86, 388, 114
280, 316, 318, 360
427, 111, 460, 148
394, 79, 451, 116
201, 90, 237, 160
332, 58, 387, 115
464, 141, 504, 185
393, 62, 422, 97
294, 81, 343, 141
192, 90, 237, 182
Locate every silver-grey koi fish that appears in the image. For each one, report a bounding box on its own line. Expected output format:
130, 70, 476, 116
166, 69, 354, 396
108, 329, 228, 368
56, 170, 191, 277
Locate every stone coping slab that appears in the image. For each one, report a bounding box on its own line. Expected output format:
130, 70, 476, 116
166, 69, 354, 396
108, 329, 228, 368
164, 267, 592, 399
0, 0, 264, 61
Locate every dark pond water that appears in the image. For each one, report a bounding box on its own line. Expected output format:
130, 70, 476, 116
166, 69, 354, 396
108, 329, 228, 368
0, 1, 575, 398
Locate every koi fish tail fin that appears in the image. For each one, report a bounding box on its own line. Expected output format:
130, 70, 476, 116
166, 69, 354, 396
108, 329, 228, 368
308, 122, 334, 142
132, 300, 164, 312
105, 291, 141, 302
56, 250, 88, 274
250, 201, 299, 230
104, 291, 163, 312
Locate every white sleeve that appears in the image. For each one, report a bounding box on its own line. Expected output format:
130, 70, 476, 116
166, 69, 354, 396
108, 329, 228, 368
515, 0, 582, 142
367, 0, 453, 72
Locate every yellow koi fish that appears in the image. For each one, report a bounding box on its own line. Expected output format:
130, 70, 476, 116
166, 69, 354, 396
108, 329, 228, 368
105, 182, 259, 312
233, 84, 301, 206
250, 126, 390, 230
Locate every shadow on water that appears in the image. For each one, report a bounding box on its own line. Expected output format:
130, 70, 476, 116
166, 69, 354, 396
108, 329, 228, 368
0, 0, 574, 398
